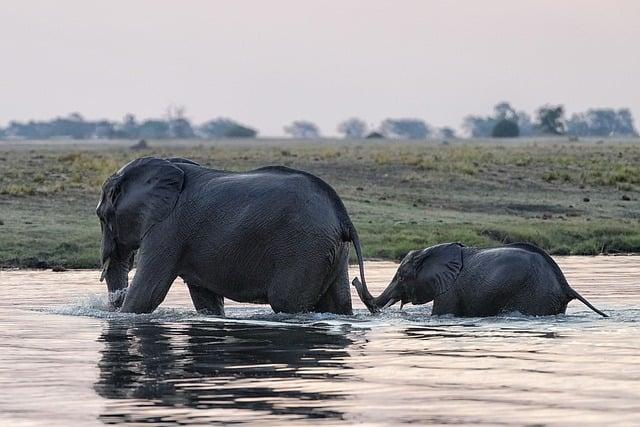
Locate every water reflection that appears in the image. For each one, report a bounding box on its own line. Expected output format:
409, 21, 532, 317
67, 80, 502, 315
94, 320, 358, 424
402, 324, 561, 340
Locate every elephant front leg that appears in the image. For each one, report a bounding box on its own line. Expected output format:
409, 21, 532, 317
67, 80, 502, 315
120, 246, 178, 314
432, 294, 462, 316
187, 284, 225, 316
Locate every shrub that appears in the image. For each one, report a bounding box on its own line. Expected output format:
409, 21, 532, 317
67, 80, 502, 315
491, 119, 520, 138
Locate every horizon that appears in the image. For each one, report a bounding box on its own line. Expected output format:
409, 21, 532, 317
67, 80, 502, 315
1, 0, 639, 136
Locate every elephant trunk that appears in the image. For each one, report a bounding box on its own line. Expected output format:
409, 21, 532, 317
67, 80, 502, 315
375, 279, 403, 309
100, 226, 132, 310
352, 277, 403, 313
103, 256, 131, 310
352, 277, 379, 313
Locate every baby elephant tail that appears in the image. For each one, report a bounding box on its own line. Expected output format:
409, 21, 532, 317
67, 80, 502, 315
569, 288, 608, 317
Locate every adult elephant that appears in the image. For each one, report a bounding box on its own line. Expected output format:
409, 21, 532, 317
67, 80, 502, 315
96, 157, 367, 315
353, 242, 607, 317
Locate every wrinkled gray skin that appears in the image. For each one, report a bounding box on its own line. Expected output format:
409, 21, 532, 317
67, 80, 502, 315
96, 157, 367, 315
353, 242, 607, 317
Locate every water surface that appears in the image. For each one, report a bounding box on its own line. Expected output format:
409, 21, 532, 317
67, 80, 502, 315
1, 258, 638, 425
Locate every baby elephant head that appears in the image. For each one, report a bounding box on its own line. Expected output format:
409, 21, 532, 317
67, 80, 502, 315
353, 243, 463, 313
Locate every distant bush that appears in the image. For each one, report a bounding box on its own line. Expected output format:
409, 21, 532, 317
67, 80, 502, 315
198, 118, 257, 138
536, 105, 565, 135
380, 118, 431, 139
463, 102, 533, 137
337, 118, 368, 138
438, 127, 457, 139
137, 120, 170, 139
491, 119, 520, 138
224, 124, 258, 138
284, 121, 321, 139
567, 108, 638, 137
365, 131, 385, 139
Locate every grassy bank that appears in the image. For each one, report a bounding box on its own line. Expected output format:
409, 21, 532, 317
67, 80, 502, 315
1, 137, 639, 268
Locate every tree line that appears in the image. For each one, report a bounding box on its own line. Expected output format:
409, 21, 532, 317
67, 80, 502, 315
0, 103, 637, 140
0, 108, 258, 141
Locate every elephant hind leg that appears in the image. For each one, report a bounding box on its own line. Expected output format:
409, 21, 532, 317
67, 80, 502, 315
187, 284, 225, 316
313, 245, 353, 315
268, 244, 351, 314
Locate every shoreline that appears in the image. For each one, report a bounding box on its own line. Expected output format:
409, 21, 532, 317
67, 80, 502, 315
2, 138, 639, 269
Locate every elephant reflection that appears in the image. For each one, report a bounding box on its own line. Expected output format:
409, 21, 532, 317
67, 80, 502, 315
94, 320, 358, 424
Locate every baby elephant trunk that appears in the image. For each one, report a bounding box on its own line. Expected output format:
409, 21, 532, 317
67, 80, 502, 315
352, 277, 402, 313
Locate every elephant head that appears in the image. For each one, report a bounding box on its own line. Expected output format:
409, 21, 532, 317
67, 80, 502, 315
353, 243, 463, 313
96, 157, 185, 309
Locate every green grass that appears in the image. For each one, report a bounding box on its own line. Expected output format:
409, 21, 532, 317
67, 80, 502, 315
1, 137, 639, 268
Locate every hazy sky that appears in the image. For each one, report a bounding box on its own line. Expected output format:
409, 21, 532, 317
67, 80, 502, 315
1, 0, 639, 136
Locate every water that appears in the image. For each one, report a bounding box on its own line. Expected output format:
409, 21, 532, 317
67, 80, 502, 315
1, 258, 638, 426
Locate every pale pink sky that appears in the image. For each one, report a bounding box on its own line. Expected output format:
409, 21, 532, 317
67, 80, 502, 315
1, 0, 638, 135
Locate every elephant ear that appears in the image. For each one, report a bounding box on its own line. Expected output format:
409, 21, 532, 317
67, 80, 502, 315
414, 243, 464, 293
112, 157, 185, 239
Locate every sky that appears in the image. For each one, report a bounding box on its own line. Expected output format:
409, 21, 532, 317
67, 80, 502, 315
1, 0, 639, 136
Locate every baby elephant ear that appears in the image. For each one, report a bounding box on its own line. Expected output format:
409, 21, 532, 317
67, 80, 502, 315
414, 243, 464, 292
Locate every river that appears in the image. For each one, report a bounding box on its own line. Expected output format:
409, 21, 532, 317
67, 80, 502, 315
0, 258, 638, 425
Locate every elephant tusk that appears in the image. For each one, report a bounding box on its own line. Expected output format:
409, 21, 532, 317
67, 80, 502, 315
383, 298, 398, 309
400, 301, 405, 310
100, 258, 110, 282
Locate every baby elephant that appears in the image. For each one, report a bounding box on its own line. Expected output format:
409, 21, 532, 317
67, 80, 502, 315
353, 242, 607, 317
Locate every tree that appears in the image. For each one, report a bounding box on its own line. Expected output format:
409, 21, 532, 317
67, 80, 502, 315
93, 120, 116, 138
198, 118, 237, 138
120, 114, 138, 138
536, 105, 565, 135
438, 127, 457, 139
198, 118, 257, 138
52, 113, 95, 139
137, 120, 170, 139
516, 111, 535, 136
493, 102, 517, 121
567, 108, 638, 137
168, 118, 195, 138
224, 124, 257, 138
463, 102, 513, 137
491, 119, 520, 137
463, 102, 535, 138
337, 118, 368, 138
462, 115, 496, 137
380, 118, 431, 139
164, 106, 194, 138
284, 121, 321, 138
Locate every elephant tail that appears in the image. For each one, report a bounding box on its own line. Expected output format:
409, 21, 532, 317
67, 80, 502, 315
347, 224, 381, 314
344, 221, 368, 300
568, 288, 608, 317
507, 242, 608, 318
